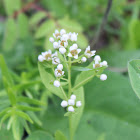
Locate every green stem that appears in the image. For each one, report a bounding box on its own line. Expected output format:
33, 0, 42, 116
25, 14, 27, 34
69, 115, 73, 140
71, 74, 95, 92
60, 86, 68, 100
68, 57, 72, 98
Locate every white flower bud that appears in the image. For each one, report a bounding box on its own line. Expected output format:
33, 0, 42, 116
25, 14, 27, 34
61, 100, 68, 107
38, 55, 45, 62
49, 37, 54, 43
57, 64, 63, 70
76, 101, 82, 107
70, 95, 76, 100
68, 106, 74, 112
59, 47, 66, 54
81, 57, 87, 62
101, 61, 108, 67
60, 29, 66, 35
53, 42, 59, 49
100, 74, 107, 81
94, 55, 101, 62
68, 99, 75, 106
54, 80, 60, 87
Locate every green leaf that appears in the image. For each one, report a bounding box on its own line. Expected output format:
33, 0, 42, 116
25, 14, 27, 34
77, 33, 88, 49
26, 131, 54, 140
30, 12, 47, 26
27, 112, 42, 126
55, 130, 67, 140
69, 86, 85, 139
3, 0, 21, 16
12, 116, 23, 140
83, 71, 140, 140
0, 107, 11, 118
72, 66, 92, 71
17, 96, 45, 106
128, 59, 140, 98
0, 113, 12, 129
38, 62, 66, 99
0, 54, 13, 86
35, 20, 55, 39
15, 111, 33, 124
58, 17, 83, 32
16, 105, 42, 112
2, 18, 17, 51
18, 13, 29, 39
128, 19, 140, 49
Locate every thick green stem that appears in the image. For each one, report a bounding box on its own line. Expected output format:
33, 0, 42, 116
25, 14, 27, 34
68, 57, 72, 98
69, 115, 73, 140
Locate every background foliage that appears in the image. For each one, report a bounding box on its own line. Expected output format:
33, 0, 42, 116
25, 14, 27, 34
0, 0, 140, 140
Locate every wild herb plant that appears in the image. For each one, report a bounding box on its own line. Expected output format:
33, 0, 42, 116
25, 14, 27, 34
38, 29, 108, 140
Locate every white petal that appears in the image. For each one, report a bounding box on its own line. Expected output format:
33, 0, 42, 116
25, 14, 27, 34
74, 55, 78, 59
68, 53, 72, 57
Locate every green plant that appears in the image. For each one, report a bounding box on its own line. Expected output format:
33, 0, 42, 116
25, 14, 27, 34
38, 29, 108, 140
0, 54, 45, 140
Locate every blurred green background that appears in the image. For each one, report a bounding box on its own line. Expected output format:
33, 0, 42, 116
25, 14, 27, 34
1, 0, 140, 140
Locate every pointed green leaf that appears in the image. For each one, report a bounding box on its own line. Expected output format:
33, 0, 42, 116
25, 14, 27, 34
16, 105, 42, 112
26, 131, 54, 140
35, 20, 55, 39
128, 59, 140, 98
15, 111, 33, 124
69, 86, 85, 139
55, 130, 67, 140
17, 96, 45, 106
38, 62, 66, 99
12, 116, 24, 140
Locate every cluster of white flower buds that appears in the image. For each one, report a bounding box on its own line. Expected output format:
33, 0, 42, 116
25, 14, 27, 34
38, 29, 108, 88
93, 55, 108, 81
61, 94, 82, 112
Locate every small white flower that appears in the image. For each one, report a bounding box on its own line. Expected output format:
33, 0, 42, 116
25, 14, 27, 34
68, 99, 75, 106
38, 55, 45, 62
70, 95, 76, 100
52, 57, 60, 65
60, 29, 66, 35
76, 101, 82, 107
61, 34, 69, 42
68, 44, 81, 59
42, 50, 52, 61
54, 80, 60, 87
68, 106, 74, 112
70, 32, 78, 41
93, 60, 101, 69
52, 51, 58, 58
64, 42, 68, 48
101, 61, 108, 67
94, 55, 101, 62
85, 46, 96, 58
53, 42, 59, 49
61, 100, 68, 107
53, 30, 60, 39
54, 64, 64, 77
59, 47, 66, 54
100, 74, 107, 81
49, 37, 54, 43
81, 57, 87, 62
57, 64, 63, 70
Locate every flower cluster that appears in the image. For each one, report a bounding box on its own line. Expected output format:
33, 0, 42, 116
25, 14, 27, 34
61, 94, 81, 112
38, 29, 108, 87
